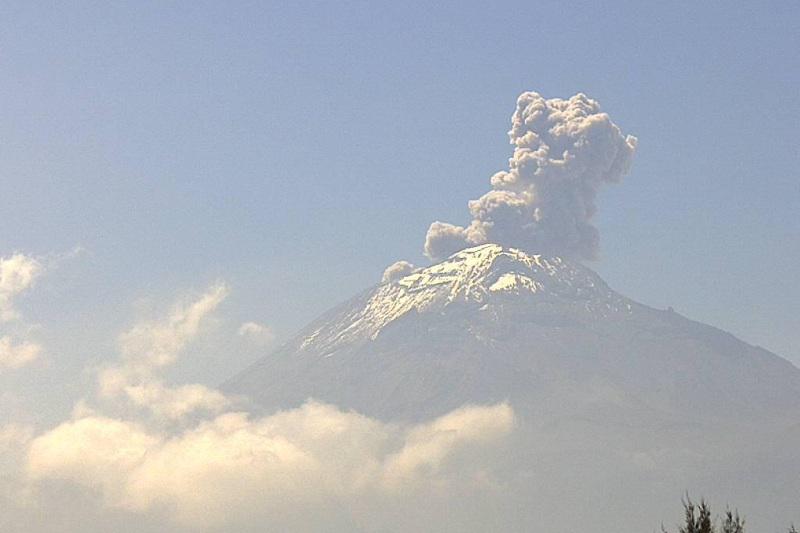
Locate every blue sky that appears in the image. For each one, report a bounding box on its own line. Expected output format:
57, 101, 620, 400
1, 0, 798, 401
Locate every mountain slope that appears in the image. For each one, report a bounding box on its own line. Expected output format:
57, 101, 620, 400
226, 244, 800, 423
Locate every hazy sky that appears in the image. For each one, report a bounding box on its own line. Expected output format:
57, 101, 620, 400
1, 0, 798, 408
2, 3, 800, 531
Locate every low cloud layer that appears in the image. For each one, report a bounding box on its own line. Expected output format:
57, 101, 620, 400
3, 283, 515, 531
424, 92, 637, 261
27, 401, 514, 529
0, 275, 798, 532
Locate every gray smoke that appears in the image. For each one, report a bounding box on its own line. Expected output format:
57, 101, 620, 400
381, 260, 417, 283
424, 92, 637, 261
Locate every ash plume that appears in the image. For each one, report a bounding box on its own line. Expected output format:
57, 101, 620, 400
424, 92, 637, 261
381, 260, 417, 283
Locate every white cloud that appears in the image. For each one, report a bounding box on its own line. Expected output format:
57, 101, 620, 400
381, 403, 515, 487
0, 336, 41, 371
98, 283, 230, 420
27, 416, 158, 503
121, 382, 230, 421
116, 282, 229, 372
0, 253, 45, 372
0, 253, 42, 323
27, 401, 514, 529
12, 280, 514, 529
9, 277, 800, 532
0, 424, 32, 452
237, 321, 275, 346
13, 283, 243, 525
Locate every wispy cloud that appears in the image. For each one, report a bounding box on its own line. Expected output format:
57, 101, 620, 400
0, 253, 42, 323
0, 253, 44, 372
237, 321, 275, 346
9, 281, 515, 530
0, 337, 41, 371
98, 283, 230, 420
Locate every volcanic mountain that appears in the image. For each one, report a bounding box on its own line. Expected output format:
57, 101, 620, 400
227, 244, 800, 424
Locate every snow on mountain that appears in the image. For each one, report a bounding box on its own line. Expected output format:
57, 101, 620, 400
226, 244, 800, 424
223, 243, 800, 532
302, 244, 629, 354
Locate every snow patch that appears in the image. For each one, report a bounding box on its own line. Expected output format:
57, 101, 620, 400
293, 244, 629, 356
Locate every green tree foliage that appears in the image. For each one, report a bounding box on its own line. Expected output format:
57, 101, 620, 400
679, 498, 713, 533
721, 509, 744, 533
662, 496, 798, 533
662, 497, 731, 533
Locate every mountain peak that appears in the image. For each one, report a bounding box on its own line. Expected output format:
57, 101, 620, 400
389, 243, 612, 303
227, 245, 800, 426
295, 244, 629, 356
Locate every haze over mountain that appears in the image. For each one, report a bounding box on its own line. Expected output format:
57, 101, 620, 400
222, 84, 800, 527
8, 86, 795, 532
3, 2, 799, 530
227, 243, 800, 531
228, 244, 800, 423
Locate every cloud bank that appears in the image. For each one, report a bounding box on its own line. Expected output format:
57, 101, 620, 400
424, 92, 637, 261
1, 276, 798, 532
28, 401, 514, 529
10, 283, 515, 531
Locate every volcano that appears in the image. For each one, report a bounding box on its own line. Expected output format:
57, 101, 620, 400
225, 244, 800, 531
227, 244, 800, 423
